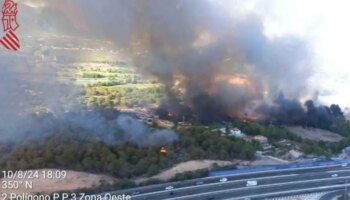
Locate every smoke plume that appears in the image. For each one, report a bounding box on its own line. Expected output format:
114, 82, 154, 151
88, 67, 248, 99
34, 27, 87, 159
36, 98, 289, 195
0, 0, 316, 142
256, 92, 306, 124
117, 115, 179, 147
0, 53, 177, 145
22, 0, 313, 121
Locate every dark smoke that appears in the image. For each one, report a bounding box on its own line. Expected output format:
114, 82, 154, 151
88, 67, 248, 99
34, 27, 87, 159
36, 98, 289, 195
304, 100, 344, 129
257, 92, 306, 125
156, 93, 193, 122
22, 0, 313, 123
256, 92, 345, 127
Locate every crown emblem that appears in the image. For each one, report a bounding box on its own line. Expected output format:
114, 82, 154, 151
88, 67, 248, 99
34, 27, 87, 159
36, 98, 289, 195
2, 0, 17, 16
0, 0, 20, 51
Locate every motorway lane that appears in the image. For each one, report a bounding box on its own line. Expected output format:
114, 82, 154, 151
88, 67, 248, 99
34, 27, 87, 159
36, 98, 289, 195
130, 170, 350, 200
167, 178, 350, 200
228, 187, 348, 200
113, 166, 343, 197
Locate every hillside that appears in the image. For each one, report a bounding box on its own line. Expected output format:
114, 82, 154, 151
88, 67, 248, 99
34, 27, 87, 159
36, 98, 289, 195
0, 125, 256, 180
136, 160, 236, 183
285, 126, 344, 143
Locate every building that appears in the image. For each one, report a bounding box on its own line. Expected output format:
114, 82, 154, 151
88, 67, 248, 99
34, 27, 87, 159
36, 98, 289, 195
219, 127, 246, 138
253, 135, 268, 144
228, 128, 246, 138
278, 139, 293, 147
288, 149, 304, 160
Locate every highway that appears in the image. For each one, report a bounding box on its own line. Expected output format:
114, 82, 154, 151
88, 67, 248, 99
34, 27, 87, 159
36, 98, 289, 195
106, 164, 350, 200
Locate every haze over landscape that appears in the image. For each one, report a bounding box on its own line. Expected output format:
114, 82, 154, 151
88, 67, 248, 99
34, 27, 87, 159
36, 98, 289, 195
19, 0, 350, 108
1, 0, 350, 199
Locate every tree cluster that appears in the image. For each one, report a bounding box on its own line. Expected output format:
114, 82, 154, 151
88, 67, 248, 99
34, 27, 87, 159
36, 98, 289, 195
0, 126, 256, 179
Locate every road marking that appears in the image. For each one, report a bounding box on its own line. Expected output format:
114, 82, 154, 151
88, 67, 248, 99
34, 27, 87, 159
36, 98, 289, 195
116, 165, 349, 195
223, 184, 350, 200
207, 164, 346, 178
131, 174, 298, 198
327, 169, 350, 173
132, 170, 350, 198
164, 176, 350, 200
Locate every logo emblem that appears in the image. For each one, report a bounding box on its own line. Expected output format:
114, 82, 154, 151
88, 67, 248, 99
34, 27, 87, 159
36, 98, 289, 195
1, 0, 19, 51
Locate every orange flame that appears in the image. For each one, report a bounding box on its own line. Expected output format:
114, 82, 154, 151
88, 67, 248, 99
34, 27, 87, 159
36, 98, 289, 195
214, 74, 253, 87
160, 147, 167, 153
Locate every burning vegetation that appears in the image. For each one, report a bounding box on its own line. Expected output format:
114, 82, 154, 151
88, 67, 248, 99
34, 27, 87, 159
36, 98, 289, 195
21, 0, 314, 124
0, 0, 347, 151
160, 147, 167, 154
1, 1, 350, 187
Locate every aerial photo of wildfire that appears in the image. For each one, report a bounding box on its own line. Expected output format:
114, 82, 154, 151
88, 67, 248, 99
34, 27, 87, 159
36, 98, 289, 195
1, 0, 350, 199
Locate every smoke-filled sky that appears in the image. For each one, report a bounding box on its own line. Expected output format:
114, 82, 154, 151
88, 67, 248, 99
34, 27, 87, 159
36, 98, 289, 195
222, 0, 350, 108
1, 0, 349, 132
15, 0, 350, 109
17, 0, 350, 109
15, 0, 307, 118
